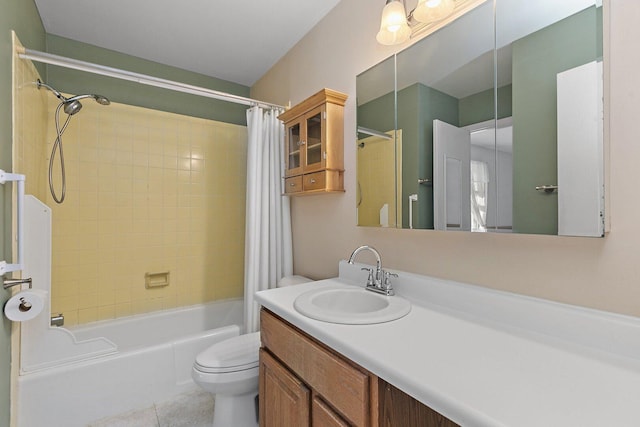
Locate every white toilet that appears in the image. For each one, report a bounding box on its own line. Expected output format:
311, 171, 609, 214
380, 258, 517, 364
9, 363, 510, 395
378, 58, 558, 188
192, 275, 311, 427
192, 332, 262, 427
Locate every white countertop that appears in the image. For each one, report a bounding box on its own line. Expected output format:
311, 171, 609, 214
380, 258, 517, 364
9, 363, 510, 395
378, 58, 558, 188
255, 261, 640, 427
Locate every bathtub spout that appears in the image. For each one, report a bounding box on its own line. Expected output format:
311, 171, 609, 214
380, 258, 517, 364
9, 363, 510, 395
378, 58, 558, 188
51, 313, 64, 327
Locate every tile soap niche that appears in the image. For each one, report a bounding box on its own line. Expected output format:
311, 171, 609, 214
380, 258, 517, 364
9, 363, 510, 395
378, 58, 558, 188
145, 271, 170, 289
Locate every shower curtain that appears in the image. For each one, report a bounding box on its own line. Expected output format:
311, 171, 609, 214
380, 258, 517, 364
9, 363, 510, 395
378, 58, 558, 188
470, 160, 489, 232
244, 106, 293, 334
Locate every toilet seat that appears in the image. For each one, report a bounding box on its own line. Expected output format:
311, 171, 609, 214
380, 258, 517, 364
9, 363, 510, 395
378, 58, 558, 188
194, 332, 261, 374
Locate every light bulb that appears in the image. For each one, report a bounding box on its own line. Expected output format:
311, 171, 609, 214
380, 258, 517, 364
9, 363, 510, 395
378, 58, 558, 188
376, 1, 411, 45
413, 0, 455, 24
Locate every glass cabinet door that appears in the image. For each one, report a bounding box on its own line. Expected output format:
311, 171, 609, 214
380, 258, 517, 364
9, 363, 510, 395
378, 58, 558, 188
285, 119, 304, 176
303, 105, 326, 172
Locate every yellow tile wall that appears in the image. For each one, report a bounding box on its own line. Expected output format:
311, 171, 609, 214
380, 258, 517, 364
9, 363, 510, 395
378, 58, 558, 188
356, 130, 401, 227
43, 98, 247, 326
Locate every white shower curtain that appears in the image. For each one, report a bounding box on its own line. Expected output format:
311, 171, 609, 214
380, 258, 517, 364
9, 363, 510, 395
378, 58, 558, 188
244, 106, 293, 334
470, 160, 489, 232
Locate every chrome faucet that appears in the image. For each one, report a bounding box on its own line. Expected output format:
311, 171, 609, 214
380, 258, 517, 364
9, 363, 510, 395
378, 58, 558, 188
347, 245, 397, 296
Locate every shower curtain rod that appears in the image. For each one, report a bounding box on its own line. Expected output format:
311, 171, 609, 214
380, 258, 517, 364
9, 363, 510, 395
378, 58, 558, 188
17, 47, 285, 111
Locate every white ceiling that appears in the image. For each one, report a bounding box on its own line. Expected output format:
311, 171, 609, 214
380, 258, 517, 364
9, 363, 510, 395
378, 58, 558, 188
34, 0, 342, 87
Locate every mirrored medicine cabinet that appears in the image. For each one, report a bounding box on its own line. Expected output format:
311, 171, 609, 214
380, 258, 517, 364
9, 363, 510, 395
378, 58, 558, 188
356, 0, 604, 237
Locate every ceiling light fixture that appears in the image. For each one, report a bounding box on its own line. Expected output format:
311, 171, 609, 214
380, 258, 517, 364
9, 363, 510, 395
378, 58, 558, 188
413, 0, 455, 23
376, 0, 457, 46
376, 0, 412, 45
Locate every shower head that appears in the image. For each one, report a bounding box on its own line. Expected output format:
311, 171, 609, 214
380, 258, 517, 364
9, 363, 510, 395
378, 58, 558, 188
93, 95, 110, 106
36, 79, 110, 115
62, 94, 111, 115
63, 100, 83, 116
65, 93, 111, 105
40, 80, 110, 205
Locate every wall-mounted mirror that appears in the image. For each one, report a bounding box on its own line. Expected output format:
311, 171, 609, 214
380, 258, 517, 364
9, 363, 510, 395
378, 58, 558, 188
356, 0, 604, 236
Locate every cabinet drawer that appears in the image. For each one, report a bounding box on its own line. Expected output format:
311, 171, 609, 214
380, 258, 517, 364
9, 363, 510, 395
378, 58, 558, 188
261, 309, 370, 426
285, 176, 303, 194
303, 171, 326, 191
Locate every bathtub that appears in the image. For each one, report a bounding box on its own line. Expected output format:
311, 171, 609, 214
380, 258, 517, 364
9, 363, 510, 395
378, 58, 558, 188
16, 299, 244, 427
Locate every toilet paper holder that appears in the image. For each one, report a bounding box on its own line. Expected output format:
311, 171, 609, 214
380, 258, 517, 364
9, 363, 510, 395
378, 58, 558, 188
3, 278, 37, 319
3, 277, 32, 290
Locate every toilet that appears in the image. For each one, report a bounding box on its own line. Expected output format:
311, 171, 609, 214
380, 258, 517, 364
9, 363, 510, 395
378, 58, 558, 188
192, 275, 312, 427
192, 332, 262, 427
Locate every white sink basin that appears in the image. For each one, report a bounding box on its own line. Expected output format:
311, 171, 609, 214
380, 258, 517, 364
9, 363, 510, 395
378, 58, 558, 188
293, 283, 411, 324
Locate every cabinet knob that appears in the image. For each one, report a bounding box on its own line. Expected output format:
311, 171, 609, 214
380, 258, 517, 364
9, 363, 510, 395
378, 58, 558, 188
289, 182, 296, 187
310, 179, 316, 184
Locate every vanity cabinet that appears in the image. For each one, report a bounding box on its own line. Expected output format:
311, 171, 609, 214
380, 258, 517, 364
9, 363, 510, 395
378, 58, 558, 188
378, 383, 460, 427
260, 348, 310, 426
260, 309, 376, 426
278, 89, 347, 195
259, 308, 459, 427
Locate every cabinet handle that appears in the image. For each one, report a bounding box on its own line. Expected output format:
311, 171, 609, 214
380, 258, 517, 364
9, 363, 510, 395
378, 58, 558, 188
299, 140, 306, 146
289, 182, 296, 187
309, 179, 316, 184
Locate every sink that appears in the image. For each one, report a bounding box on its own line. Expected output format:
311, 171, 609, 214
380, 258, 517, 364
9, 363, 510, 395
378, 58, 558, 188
293, 283, 411, 324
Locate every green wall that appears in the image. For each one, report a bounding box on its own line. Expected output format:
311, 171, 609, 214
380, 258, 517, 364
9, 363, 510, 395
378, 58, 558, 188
397, 85, 422, 228
0, 1, 46, 424
512, 6, 602, 234
357, 91, 395, 135
459, 84, 511, 127
415, 84, 459, 229
46, 35, 250, 126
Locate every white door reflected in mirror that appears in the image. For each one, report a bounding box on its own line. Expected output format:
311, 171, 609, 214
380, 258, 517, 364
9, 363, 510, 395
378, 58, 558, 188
433, 120, 471, 231
557, 60, 604, 237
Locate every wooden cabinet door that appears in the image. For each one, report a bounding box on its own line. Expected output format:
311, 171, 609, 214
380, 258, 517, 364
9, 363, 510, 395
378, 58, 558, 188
261, 309, 370, 426
259, 348, 310, 427
285, 117, 305, 177
379, 381, 459, 427
312, 395, 349, 427
302, 104, 326, 173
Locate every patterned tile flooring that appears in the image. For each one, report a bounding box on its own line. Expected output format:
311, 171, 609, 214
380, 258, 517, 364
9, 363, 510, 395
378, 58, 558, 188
88, 390, 214, 427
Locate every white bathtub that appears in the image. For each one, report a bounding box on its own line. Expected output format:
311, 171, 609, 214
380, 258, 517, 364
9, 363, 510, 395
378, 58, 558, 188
16, 299, 244, 427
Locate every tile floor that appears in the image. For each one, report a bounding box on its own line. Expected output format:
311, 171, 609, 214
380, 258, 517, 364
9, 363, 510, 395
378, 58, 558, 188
88, 390, 214, 427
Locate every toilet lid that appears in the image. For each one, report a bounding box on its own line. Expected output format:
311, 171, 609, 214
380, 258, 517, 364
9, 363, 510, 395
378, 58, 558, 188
195, 332, 261, 374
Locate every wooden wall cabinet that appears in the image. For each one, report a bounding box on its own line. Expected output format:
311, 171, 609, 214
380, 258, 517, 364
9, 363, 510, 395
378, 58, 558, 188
259, 309, 459, 427
278, 89, 347, 195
